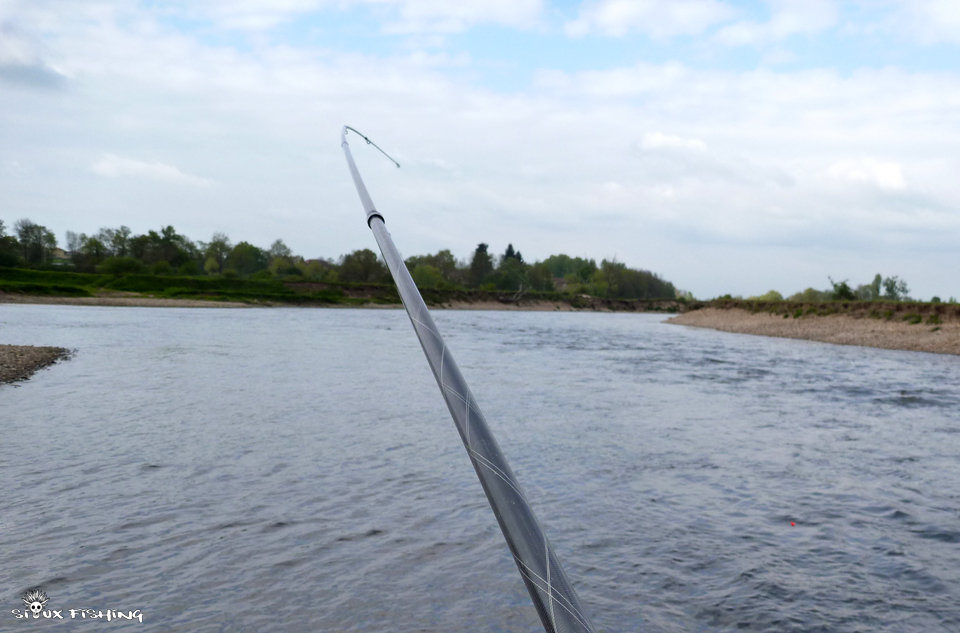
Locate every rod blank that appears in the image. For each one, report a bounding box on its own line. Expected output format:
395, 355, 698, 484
341, 126, 595, 633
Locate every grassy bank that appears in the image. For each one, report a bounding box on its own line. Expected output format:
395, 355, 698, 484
0, 267, 374, 306
0, 267, 684, 311
686, 297, 960, 325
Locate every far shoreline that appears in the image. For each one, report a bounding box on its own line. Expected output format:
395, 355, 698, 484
6, 293, 959, 359
0, 291, 682, 313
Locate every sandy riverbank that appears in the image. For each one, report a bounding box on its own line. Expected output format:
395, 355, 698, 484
668, 307, 960, 356
0, 344, 72, 384
0, 292, 249, 308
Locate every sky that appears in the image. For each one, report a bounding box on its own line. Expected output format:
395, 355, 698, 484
1, 0, 959, 300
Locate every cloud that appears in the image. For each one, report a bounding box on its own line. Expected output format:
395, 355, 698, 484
0, 21, 68, 89
174, 0, 543, 33
714, 0, 838, 46
92, 155, 213, 186
0, 62, 67, 89
3, 0, 960, 299
827, 159, 907, 191
380, 0, 543, 34
885, 0, 960, 44
640, 132, 707, 152
565, 0, 735, 38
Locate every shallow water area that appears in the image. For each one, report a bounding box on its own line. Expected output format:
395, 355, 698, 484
2, 305, 959, 632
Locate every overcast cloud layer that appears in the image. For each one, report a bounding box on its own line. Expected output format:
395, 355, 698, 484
2, 0, 959, 299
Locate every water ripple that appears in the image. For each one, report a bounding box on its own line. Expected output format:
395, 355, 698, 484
2, 306, 959, 631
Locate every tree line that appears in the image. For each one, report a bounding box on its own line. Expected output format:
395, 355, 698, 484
0, 218, 679, 300
745, 274, 955, 304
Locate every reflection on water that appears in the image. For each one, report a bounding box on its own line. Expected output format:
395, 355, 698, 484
2, 305, 959, 632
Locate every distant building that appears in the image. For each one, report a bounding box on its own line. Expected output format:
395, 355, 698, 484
50, 248, 72, 266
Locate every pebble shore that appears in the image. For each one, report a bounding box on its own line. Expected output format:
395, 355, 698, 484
0, 344, 71, 384
668, 307, 960, 356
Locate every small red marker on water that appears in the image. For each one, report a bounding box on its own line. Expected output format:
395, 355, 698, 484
791, 522, 796, 527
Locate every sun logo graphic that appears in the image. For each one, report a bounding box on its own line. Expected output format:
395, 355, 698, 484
11, 590, 143, 622
21, 589, 48, 618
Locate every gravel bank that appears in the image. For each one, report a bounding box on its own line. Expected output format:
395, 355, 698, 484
667, 307, 960, 356
0, 344, 72, 384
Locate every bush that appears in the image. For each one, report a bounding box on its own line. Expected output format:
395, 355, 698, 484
788, 288, 829, 302
99, 257, 146, 275
178, 261, 200, 276
829, 278, 856, 301
151, 261, 173, 276
749, 290, 783, 301
0, 251, 20, 268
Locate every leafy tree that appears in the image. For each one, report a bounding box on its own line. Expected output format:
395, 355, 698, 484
787, 288, 830, 302
882, 276, 909, 301
0, 222, 19, 267
296, 258, 336, 282
411, 264, 444, 289
541, 254, 596, 282
226, 241, 268, 276
266, 239, 300, 277
65, 231, 81, 253
855, 274, 882, 300
405, 250, 460, 284
160, 225, 196, 266
748, 290, 784, 301
468, 243, 494, 287
828, 277, 856, 300
127, 226, 195, 268
204, 232, 232, 273
503, 243, 523, 264
269, 239, 292, 260
101, 226, 132, 257
14, 219, 57, 264
269, 256, 301, 277
870, 273, 882, 299
595, 259, 675, 299
485, 255, 527, 291
339, 249, 388, 283
80, 235, 109, 260
527, 263, 554, 291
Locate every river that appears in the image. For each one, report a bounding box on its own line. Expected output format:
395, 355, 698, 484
2, 305, 959, 632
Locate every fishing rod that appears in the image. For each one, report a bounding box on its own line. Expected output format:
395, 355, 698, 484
341, 126, 596, 633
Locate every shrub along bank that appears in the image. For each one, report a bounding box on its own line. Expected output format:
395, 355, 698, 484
690, 297, 960, 324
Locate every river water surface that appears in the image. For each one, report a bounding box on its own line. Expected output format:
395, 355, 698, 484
2, 305, 959, 632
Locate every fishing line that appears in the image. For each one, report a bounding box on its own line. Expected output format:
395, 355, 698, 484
341, 126, 596, 633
